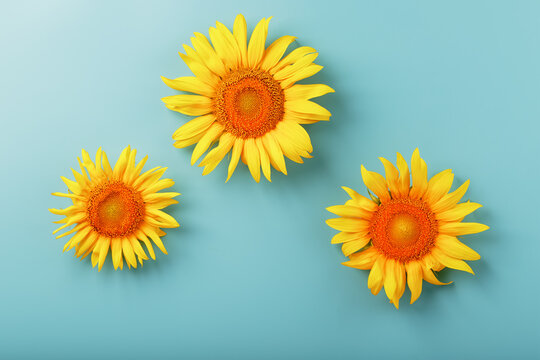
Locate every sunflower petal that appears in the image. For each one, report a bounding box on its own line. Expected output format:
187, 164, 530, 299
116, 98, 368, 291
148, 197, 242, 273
261, 133, 287, 175
326, 218, 369, 233
191, 123, 224, 165
280, 64, 323, 89
431, 247, 474, 274
343, 247, 378, 269
409, 148, 428, 199
247, 17, 269, 67
270, 46, 316, 74
395, 152, 410, 198
425, 169, 454, 205
405, 261, 423, 304
161, 76, 216, 97
341, 238, 371, 256
244, 138, 261, 182
361, 165, 390, 203
226, 138, 244, 182
260, 35, 296, 71
379, 157, 399, 197
437, 202, 483, 222
437, 234, 481, 261
439, 222, 489, 236
233, 14, 248, 67
431, 180, 470, 213
330, 231, 370, 244
368, 255, 386, 295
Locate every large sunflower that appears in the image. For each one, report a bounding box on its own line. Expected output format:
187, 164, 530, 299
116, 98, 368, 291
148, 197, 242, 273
326, 149, 489, 308
49, 146, 180, 271
162, 14, 334, 182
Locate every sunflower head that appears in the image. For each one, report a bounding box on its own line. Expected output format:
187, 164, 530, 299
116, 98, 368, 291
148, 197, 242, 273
326, 149, 489, 308
49, 146, 180, 271
162, 14, 334, 182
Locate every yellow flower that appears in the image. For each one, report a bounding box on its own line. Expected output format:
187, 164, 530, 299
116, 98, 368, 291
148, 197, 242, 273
49, 146, 180, 271
326, 149, 489, 308
162, 14, 334, 182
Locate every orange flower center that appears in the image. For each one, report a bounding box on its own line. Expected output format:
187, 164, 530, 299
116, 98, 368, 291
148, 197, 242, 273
369, 198, 438, 261
215, 69, 284, 138
87, 181, 145, 237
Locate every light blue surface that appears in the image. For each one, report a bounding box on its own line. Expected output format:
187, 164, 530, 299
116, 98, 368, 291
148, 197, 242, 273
1, 0, 538, 358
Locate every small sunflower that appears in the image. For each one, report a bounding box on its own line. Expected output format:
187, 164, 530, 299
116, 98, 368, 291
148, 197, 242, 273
162, 14, 334, 182
326, 149, 489, 308
49, 146, 180, 271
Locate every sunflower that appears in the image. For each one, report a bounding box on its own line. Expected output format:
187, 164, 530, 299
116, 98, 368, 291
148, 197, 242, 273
161, 14, 334, 182
326, 149, 489, 308
49, 146, 180, 271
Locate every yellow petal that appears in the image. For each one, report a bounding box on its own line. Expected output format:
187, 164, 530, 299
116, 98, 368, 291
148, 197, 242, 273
261, 133, 287, 175
256, 138, 271, 182
145, 227, 168, 255
136, 230, 156, 260
247, 17, 269, 67
97, 238, 110, 272
233, 14, 248, 67
330, 231, 370, 244
326, 218, 369, 233
431, 247, 474, 274
274, 53, 318, 81
379, 157, 399, 197
436, 202, 483, 222
280, 64, 323, 89
244, 138, 261, 182
276, 120, 313, 152
341, 186, 379, 212
393, 262, 406, 309
101, 150, 113, 176
425, 169, 454, 205
209, 24, 239, 69
270, 46, 316, 74
178, 51, 219, 87
191, 123, 224, 165
436, 234, 480, 261
341, 237, 371, 256
285, 100, 331, 119
226, 138, 244, 182
284, 84, 334, 102
60, 176, 81, 194
142, 178, 176, 196
160, 76, 215, 97
260, 35, 296, 71
395, 152, 410, 198
190, 32, 227, 76
431, 180, 470, 213
174, 133, 205, 149
405, 261, 423, 304
326, 205, 373, 219
122, 237, 137, 268
343, 247, 378, 269
130, 236, 149, 261
439, 222, 489, 236
409, 148, 428, 199
216, 22, 241, 68
421, 265, 451, 286
199, 132, 235, 168
361, 165, 390, 203
383, 259, 398, 302
368, 255, 386, 295
111, 238, 123, 270
274, 131, 303, 163
162, 95, 212, 116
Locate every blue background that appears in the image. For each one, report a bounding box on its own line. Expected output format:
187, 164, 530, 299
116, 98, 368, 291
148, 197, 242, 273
1, 0, 538, 358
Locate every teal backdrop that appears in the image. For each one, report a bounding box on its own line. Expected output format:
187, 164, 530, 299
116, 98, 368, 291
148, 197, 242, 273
1, 0, 538, 358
